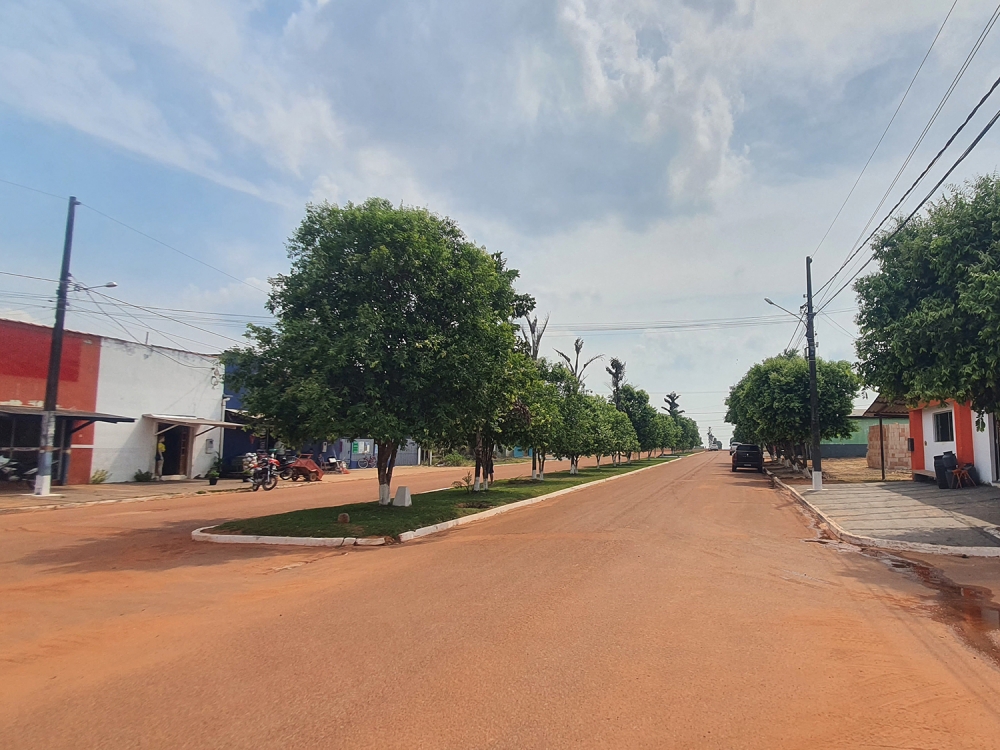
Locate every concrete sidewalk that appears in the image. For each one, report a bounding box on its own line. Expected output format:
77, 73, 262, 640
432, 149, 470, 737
787, 479, 1000, 555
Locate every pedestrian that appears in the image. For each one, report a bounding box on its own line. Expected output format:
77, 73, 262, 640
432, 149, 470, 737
155, 437, 166, 479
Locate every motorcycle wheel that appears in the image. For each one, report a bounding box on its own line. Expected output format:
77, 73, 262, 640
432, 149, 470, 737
263, 474, 278, 491
251, 481, 260, 492
280, 468, 292, 480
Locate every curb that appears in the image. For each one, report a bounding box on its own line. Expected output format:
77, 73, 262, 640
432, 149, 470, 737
191, 527, 387, 547
766, 469, 1000, 558
193, 454, 693, 549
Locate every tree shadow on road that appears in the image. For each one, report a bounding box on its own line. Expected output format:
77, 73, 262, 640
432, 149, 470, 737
15, 519, 312, 574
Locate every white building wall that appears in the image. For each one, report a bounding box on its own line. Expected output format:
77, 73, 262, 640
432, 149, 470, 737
921, 406, 955, 472
92, 338, 224, 482
973, 412, 996, 484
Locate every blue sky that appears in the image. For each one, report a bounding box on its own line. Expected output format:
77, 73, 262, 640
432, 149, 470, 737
3, 0, 1000, 442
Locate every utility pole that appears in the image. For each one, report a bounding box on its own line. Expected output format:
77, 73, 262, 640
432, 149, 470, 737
35, 196, 79, 496
805, 256, 822, 491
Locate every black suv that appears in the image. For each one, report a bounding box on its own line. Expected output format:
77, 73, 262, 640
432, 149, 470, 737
731, 444, 764, 473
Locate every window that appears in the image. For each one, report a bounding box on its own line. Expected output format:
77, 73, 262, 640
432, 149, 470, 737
933, 411, 954, 443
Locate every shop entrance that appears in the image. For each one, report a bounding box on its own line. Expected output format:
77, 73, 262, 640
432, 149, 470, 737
157, 423, 191, 477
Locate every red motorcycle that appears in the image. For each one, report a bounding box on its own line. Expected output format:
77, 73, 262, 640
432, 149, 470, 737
246, 452, 279, 491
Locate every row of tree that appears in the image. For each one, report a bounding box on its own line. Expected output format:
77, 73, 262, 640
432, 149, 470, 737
225, 198, 700, 502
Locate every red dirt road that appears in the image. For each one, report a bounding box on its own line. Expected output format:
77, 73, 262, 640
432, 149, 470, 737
3, 452, 1000, 748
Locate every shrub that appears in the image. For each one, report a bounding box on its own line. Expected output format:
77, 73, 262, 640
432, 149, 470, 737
133, 470, 154, 482
451, 471, 474, 493
90, 469, 110, 484
442, 453, 467, 466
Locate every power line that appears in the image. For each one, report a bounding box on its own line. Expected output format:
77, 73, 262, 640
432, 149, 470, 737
816, 3, 1000, 302
77, 202, 270, 296
0, 177, 66, 201
809, 0, 958, 260
0, 271, 59, 283
87, 289, 248, 346
819, 102, 1000, 311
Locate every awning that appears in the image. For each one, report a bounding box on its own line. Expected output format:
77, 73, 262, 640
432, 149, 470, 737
0, 405, 135, 423
143, 414, 246, 429
861, 395, 911, 418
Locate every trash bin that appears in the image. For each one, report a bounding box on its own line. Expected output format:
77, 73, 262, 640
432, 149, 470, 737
933, 454, 949, 489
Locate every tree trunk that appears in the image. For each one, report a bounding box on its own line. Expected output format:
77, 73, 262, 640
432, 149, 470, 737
538, 451, 545, 480
531, 450, 537, 480
376, 440, 398, 505
570, 456, 578, 475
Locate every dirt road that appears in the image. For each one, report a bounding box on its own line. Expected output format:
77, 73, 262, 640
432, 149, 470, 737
4, 452, 1000, 748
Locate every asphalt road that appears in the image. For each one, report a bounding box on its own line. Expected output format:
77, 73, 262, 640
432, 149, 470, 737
3, 452, 1000, 748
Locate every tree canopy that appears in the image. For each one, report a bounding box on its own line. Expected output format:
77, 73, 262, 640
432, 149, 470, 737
224, 198, 533, 501
725, 351, 858, 454
856, 174, 1000, 418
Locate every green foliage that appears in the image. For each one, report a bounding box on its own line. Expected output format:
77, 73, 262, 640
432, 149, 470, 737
551, 392, 595, 466
856, 174, 1000, 418
655, 413, 681, 452
89, 469, 109, 484
452, 471, 475, 493
224, 198, 533, 494
133, 470, 154, 483
725, 351, 859, 448
618, 384, 660, 454
442, 453, 468, 466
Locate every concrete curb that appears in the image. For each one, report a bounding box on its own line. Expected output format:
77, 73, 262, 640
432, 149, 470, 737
398, 454, 691, 543
766, 469, 1000, 558
192, 454, 693, 549
191, 527, 387, 547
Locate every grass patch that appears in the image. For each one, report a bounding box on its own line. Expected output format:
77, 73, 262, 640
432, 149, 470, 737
211, 457, 677, 539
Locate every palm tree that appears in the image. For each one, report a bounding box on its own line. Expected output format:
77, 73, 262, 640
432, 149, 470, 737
555, 338, 603, 391
521, 314, 549, 361
663, 391, 683, 418
606, 358, 626, 410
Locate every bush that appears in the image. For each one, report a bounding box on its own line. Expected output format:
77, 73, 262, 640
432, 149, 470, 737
133, 470, 154, 482
451, 471, 474, 493
442, 453, 467, 466
90, 469, 110, 484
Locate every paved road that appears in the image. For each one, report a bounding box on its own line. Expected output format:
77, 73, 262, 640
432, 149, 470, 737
3, 452, 1000, 748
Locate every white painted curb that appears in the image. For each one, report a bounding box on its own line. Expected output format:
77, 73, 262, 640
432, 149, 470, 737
767, 470, 1000, 558
192, 453, 694, 548
191, 528, 386, 547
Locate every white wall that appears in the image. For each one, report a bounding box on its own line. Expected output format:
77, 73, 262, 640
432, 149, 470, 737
921, 406, 955, 473
973, 412, 996, 484
92, 338, 224, 482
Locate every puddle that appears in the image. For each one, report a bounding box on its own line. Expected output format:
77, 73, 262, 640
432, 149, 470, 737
863, 549, 1000, 667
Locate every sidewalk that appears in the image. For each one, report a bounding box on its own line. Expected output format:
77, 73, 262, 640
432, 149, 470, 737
773, 472, 1000, 555
0, 461, 535, 514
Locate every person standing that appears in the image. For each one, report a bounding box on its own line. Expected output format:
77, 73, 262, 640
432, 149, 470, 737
155, 437, 166, 479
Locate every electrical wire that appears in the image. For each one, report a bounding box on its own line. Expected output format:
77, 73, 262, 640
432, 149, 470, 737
0, 271, 59, 283
0, 177, 66, 201
809, 0, 959, 260
77, 202, 270, 296
816, 2, 1000, 303
818, 103, 1000, 311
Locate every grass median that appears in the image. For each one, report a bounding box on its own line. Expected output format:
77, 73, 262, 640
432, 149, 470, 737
210, 456, 679, 540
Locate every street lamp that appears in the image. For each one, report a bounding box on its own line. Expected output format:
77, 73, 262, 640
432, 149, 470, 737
71, 279, 117, 292
764, 297, 804, 322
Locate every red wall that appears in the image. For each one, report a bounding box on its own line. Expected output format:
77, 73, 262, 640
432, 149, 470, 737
954, 401, 976, 466
909, 409, 924, 471
0, 320, 100, 484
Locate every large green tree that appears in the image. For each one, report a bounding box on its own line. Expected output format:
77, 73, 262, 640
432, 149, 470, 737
225, 198, 532, 504
725, 351, 858, 458
619, 384, 660, 458
856, 174, 1000, 419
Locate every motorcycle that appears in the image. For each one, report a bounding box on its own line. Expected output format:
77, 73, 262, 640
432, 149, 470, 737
0, 455, 37, 487
276, 454, 297, 481
246, 452, 279, 492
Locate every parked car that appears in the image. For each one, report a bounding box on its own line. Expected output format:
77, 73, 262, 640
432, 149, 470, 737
732, 444, 764, 473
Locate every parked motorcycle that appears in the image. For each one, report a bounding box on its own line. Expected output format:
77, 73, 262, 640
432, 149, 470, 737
246, 452, 279, 491
0, 455, 37, 487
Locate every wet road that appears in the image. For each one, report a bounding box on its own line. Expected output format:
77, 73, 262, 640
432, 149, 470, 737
3, 451, 1000, 748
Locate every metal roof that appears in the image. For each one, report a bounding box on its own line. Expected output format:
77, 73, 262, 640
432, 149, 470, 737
0, 405, 135, 423
861, 395, 911, 418
143, 414, 245, 429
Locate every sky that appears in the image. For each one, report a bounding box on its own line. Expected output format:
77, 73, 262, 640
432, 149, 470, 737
3, 0, 1000, 444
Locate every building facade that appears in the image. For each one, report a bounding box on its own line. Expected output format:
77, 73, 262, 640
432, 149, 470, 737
908, 401, 998, 484
1, 319, 228, 484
